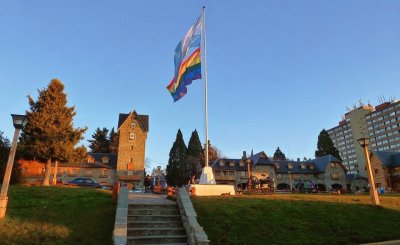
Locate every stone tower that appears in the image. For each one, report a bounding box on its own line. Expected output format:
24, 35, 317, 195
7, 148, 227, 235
116, 111, 149, 188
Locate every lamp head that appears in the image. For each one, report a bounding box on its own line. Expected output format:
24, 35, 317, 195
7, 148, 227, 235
11, 114, 28, 129
357, 137, 370, 148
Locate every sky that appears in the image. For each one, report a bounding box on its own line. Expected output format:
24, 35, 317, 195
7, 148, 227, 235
0, 1, 399, 171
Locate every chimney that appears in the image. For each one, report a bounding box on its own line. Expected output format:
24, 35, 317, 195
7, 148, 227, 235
242, 151, 247, 159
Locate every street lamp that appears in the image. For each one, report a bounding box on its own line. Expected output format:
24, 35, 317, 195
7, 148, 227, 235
0, 114, 28, 219
357, 137, 380, 206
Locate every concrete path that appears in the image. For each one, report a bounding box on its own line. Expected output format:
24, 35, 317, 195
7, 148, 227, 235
128, 192, 176, 205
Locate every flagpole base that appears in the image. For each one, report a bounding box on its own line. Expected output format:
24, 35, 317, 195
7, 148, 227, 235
199, 166, 216, 184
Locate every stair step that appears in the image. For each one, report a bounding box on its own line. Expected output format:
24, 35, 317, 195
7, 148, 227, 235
128, 220, 183, 228
129, 204, 178, 210
128, 214, 181, 221
127, 235, 187, 245
128, 208, 180, 215
128, 227, 186, 236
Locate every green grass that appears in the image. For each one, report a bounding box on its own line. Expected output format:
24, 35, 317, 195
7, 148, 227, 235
0, 186, 116, 245
192, 194, 400, 245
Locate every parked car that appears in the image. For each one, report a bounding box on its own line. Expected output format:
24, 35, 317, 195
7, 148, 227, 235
65, 177, 102, 188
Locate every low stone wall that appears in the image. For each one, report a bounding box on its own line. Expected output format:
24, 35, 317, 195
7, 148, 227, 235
176, 187, 209, 245
113, 187, 128, 245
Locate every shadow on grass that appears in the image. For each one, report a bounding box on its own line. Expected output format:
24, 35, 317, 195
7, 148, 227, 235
192, 195, 400, 245
0, 186, 116, 245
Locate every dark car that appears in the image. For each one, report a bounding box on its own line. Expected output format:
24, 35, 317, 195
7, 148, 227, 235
66, 177, 102, 188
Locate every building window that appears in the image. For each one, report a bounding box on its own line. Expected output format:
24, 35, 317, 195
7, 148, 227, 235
229, 162, 235, 167
219, 160, 225, 167
130, 158, 133, 163
130, 122, 136, 128
102, 156, 110, 164
102, 169, 107, 176
331, 173, 339, 179
130, 146, 134, 150
374, 169, 379, 174
129, 132, 135, 140
87, 169, 92, 175
72, 169, 77, 175
128, 171, 133, 175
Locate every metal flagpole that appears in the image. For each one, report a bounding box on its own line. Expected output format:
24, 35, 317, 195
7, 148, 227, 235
202, 6, 209, 168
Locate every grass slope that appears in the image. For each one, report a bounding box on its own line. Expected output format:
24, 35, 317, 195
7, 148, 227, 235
0, 186, 115, 245
192, 194, 400, 245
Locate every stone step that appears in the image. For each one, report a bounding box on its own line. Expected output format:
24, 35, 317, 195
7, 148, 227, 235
128, 208, 180, 216
127, 235, 187, 245
128, 204, 178, 210
128, 214, 181, 222
128, 220, 183, 228
128, 227, 186, 236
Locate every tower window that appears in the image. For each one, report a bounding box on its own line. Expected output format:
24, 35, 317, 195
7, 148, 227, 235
129, 132, 135, 140
130, 146, 134, 150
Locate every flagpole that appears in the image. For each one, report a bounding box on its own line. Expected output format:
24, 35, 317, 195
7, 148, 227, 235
202, 6, 209, 168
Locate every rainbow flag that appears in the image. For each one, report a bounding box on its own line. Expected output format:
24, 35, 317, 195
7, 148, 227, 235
167, 47, 201, 102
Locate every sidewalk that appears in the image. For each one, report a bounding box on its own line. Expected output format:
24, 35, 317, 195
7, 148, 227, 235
128, 192, 175, 205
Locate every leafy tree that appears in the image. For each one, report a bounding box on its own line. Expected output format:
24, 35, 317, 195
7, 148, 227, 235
273, 147, 287, 160
88, 127, 110, 153
0, 131, 22, 184
109, 127, 119, 154
166, 129, 188, 186
187, 129, 202, 178
200, 140, 223, 167
19, 79, 87, 186
315, 129, 342, 160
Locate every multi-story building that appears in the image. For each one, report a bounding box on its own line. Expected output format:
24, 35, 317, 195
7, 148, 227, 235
212, 151, 348, 192
327, 100, 400, 176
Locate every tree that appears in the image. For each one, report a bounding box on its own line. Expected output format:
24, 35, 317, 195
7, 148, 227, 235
109, 127, 119, 154
187, 129, 202, 178
200, 140, 223, 167
19, 79, 87, 186
315, 129, 342, 160
273, 147, 287, 160
0, 131, 22, 184
88, 127, 110, 153
166, 129, 188, 186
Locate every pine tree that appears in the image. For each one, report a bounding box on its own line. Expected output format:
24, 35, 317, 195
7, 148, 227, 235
88, 127, 110, 153
315, 129, 342, 160
109, 127, 119, 154
273, 147, 287, 160
19, 79, 87, 186
187, 129, 202, 179
166, 129, 188, 186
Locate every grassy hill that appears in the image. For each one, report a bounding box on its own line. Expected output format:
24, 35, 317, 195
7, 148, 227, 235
0, 186, 115, 245
192, 194, 400, 245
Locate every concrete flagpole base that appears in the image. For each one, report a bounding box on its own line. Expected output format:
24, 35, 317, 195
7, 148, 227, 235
199, 166, 216, 184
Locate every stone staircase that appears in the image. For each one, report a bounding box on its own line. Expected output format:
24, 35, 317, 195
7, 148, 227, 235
127, 203, 188, 245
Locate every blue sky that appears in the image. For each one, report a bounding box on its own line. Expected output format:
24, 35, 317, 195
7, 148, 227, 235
1, 1, 399, 171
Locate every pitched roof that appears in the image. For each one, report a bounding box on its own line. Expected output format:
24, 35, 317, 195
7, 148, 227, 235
88, 153, 118, 169
309, 155, 341, 173
211, 158, 248, 171
117, 111, 149, 132
372, 151, 400, 167
274, 160, 316, 174
249, 151, 273, 167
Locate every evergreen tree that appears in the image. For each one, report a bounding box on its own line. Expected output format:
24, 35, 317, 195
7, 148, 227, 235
315, 129, 342, 160
166, 129, 188, 186
0, 131, 22, 184
19, 79, 87, 186
187, 129, 202, 179
109, 127, 119, 154
88, 127, 110, 153
273, 147, 287, 160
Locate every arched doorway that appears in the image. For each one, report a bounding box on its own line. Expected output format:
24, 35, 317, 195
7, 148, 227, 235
277, 183, 290, 191
331, 183, 342, 190
317, 184, 326, 191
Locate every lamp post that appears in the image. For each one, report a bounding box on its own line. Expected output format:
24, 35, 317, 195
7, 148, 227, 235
0, 114, 28, 219
357, 137, 380, 206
